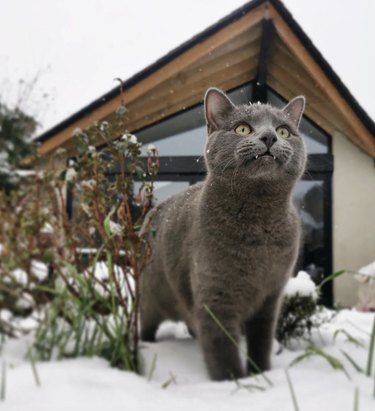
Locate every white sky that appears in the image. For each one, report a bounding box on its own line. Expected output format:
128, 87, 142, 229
0, 0, 374, 135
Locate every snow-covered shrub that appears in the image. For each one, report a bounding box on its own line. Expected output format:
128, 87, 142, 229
0, 110, 159, 372
0, 101, 37, 192
277, 271, 324, 346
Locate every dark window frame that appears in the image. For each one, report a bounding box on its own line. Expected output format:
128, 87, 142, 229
67, 79, 334, 306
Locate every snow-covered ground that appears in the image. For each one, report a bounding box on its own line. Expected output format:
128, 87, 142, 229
1, 310, 375, 411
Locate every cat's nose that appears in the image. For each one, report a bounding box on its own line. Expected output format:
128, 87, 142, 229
260, 134, 277, 149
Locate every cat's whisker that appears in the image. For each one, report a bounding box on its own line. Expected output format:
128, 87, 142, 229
222, 158, 236, 173
230, 165, 240, 195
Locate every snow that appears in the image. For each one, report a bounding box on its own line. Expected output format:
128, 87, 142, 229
109, 220, 123, 236
30, 260, 48, 282
147, 144, 158, 155
121, 133, 138, 145
40, 222, 54, 234
357, 261, 375, 282
65, 167, 77, 182
14, 169, 36, 177
8, 268, 28, 285
1, 310, 375, 410
356, 261, 375, 311
283, 271, 318, 299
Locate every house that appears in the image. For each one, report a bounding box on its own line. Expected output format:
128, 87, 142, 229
35, 0, 375, 307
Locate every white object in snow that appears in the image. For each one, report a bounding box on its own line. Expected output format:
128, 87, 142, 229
283, 270, 318, 299
30, 260, 49, 281
356, 260, 375, 311
65, 167, 77, 182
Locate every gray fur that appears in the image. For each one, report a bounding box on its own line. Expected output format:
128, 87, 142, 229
140, 88, 307, 381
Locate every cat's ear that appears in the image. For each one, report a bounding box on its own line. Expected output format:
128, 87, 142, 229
204, 88, 234, 133
282, 96, 305, 129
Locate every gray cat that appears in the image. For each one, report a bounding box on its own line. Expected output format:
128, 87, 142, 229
140, 88, 306, 381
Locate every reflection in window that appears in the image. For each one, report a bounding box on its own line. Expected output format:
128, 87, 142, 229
293, 180, 325, 282
134, 181, 190, 204
266, 89, 330, 154
137, 83, 253, 156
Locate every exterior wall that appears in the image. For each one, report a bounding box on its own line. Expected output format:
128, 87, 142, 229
332, 131, 375, 307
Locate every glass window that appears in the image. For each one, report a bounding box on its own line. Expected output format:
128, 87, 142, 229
137, 83, 253, 156
266, 89, 330, 154
293, 180, 325, 282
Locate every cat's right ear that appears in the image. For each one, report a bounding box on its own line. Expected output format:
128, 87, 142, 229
204, 88, 234, 133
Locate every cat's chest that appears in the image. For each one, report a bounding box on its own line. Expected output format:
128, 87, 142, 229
216, 212, 298, 249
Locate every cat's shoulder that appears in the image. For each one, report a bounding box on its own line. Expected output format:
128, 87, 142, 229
160, 181, 204, 208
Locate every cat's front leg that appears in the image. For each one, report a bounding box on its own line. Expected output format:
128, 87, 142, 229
196, 306, 244, 381
245, 292, 283, 374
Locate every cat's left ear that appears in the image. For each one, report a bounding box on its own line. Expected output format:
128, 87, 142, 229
204, 88, 234, 133
282, 96, 305, 129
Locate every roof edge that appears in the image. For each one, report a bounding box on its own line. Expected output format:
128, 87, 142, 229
268, 0, 375, 140
36, 0, 265, 143
36, 0, 375, 146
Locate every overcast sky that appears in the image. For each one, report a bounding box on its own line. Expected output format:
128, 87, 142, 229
1, 0, 374, 135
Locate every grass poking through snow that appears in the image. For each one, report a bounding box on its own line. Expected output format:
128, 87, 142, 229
147, 353, 157, 382
28, 348, 41, 387
366, 317, 375, 377
204, 304, 273, 387
353, 387, 359, 411
285, 368, 300, 411
1, 360, 6, 401
290, 346, 351, 380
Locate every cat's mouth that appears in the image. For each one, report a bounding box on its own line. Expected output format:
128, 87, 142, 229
254, 151, 277, 160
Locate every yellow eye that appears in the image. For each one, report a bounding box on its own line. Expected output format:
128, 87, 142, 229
276, 126, 290, 138
235, 123, 252, 135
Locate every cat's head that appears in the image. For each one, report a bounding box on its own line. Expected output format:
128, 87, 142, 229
204, 88, 307, 185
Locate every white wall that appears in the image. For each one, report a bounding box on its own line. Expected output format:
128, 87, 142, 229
332, 131, 375, 307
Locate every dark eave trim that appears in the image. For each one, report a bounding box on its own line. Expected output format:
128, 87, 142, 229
36, 0, 375, 144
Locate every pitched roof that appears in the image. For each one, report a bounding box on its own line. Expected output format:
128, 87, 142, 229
36, 0, 375, 157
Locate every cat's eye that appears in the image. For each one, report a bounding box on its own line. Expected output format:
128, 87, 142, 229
276, 126, 290, 139
234, 123, 252, 136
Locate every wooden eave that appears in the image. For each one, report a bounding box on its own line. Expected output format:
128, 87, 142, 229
36, 0, 375, 158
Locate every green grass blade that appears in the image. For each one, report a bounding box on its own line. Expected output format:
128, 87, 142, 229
104, 206, 117, 238
366, 317, 375, 377
28, 349, 41, 387
289, 353, 312, 368
290, 346, 351, 380
317, 270, 346, 290
353, 387, 359, 411
161, 372, 176, 389
285, 368, 299, 411
1, 360, 6, 401
204, 304, 273, 387
341, 350, 365, 373
147, 353, 157, 382
231, 378, 266, 394
334, 329, 365, 348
